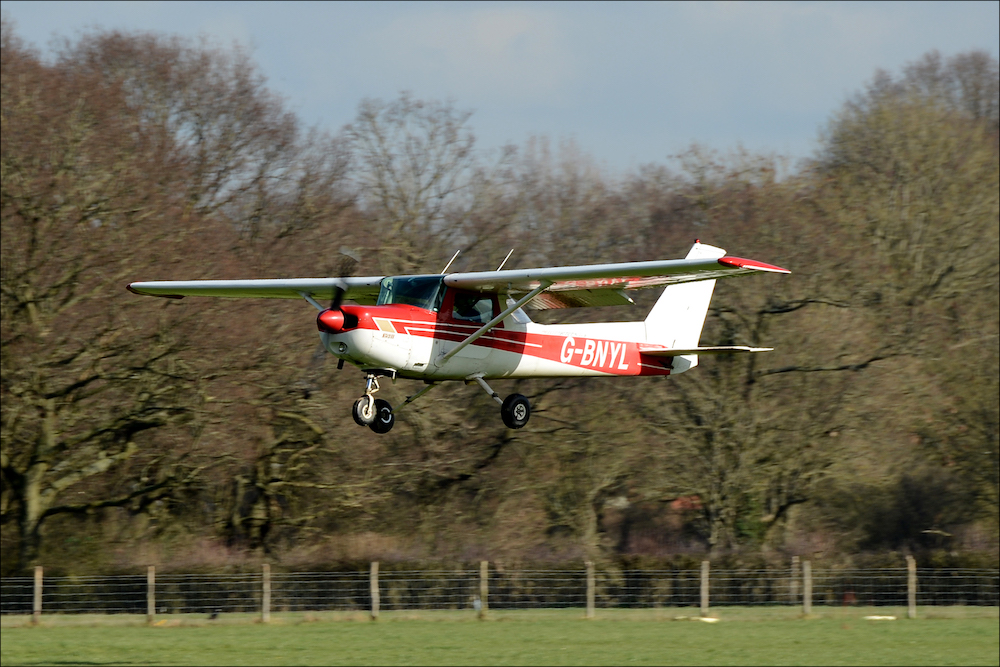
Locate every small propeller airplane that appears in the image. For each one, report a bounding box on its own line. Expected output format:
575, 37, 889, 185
127, 241, 789, 434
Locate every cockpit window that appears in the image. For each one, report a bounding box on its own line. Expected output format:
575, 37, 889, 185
377, 276, 444, 311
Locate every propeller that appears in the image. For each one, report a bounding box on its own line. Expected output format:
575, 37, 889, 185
328, 248, 359, 309
297, 248, 360, 398
317, 248, 360, 333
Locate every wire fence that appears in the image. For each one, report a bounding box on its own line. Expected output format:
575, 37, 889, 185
2, 565, 997, 617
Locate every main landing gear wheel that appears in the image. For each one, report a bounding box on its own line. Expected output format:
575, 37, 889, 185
501, 394, 530, 429
369, 398, 395, 434
353, 397, 375, 426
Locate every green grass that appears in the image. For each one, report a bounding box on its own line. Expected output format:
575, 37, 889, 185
2, 608, 997, 666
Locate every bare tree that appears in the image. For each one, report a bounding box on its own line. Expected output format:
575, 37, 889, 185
343, 92, 515, 274
0, 23, 207, 568
0, 24, 360, 569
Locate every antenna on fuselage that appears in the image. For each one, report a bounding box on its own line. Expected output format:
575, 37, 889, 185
440, 250, 461, 274
496, 249, 514, 271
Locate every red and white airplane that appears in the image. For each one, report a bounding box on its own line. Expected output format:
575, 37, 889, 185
128, 242, 788, 433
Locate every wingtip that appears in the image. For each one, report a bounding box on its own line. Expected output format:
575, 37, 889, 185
718, 257, 790, 274
126, 283, 185, 299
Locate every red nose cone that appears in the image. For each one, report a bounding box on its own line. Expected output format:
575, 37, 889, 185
317, 309, 345, 333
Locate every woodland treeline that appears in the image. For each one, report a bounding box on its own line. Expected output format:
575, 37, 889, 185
2, 21, 998, 576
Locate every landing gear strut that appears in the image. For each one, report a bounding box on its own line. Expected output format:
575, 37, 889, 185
352, 373, 395, 433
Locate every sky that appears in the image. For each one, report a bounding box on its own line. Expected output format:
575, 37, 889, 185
3, 1, 998, 175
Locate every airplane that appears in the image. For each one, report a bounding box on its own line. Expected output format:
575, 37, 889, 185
127, 241, 789, 434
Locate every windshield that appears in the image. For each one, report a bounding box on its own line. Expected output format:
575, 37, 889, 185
377, 276, 444, 311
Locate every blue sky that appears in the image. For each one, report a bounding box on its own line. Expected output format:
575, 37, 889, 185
4, 1, 998, 174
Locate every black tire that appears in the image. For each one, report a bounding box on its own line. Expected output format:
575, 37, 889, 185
369, 399, 395, 434
353, 397, 375, 426
501, 393, 530, 429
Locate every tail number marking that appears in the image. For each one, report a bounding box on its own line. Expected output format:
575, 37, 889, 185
560, 337, 629, 370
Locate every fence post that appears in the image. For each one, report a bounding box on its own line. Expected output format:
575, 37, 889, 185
802, 560, 813, 616
790, 556, 800, 606
479, 561, 489, 620
585, 560, 595, 619
906, 555, 917, 619
700, 560, 710, 616
370, 561, 380, 621
261, 563, 271, 624
147, 566, 155, 625
32, 566, 42, 625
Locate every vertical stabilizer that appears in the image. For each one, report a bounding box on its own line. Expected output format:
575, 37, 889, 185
644, 242, 726, 373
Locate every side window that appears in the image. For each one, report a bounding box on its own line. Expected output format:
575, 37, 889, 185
452, 292, 495, 324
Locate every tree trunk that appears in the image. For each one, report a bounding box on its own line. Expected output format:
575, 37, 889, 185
16, 399, 57, 570
17, 467, 46, 570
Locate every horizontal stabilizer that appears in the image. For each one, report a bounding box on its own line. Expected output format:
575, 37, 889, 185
638, 344, 773, 356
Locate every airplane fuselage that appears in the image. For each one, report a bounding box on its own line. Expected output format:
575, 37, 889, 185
323, 302, 678, 380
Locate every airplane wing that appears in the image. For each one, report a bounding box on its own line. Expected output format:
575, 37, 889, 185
126, 243, 788, 309
126, 276, 384, 304
444, 244, 789, 310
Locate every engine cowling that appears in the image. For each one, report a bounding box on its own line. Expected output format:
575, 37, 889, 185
317, 309, 346, 333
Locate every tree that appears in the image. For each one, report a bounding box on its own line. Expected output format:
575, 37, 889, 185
344, 92, 515, 274
816, 51, 998, 325
0, 21, 207, 568
813, 49, 999, 526
0, 24, 356, 569
609, 145, 903, 553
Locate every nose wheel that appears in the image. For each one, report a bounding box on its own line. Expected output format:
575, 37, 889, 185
352, 397, 376, 426
352, 374, 396, 433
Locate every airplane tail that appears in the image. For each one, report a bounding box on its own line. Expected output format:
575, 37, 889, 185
643, 242, 726, 373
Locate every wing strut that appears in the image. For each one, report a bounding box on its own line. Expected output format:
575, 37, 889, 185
298, 291, 326, 312
434, 282, 551, 367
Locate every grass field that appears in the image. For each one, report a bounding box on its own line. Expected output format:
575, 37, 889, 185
2, 607, 998, 666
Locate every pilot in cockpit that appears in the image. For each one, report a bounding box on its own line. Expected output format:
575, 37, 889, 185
453, 293, 490, 324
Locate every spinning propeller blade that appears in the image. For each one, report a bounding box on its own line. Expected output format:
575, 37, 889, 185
329, 247, 360, 309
